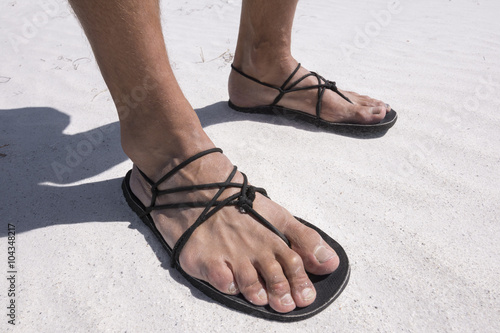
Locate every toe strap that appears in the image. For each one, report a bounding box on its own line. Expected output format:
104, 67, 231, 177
135, 148, 291, 269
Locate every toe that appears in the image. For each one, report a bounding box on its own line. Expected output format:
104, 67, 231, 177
370, 98, 386, 108
180, 254, 239, 295
257, 259, 296, 313
343, 90, 389, 115
276, 249, 317, 307
232, 261, 268, 306
355, 105, 387, 124
203, 262, 239, 295
367, 98, 391, 116
369, 105, 388, 121
284, 219, 340, 276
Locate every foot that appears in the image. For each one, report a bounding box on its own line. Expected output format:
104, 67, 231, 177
228, 58, 391, 125
129, 148, 339, 313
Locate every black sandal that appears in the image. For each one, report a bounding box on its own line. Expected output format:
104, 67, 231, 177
122, 148, 350, 322
229, 63, 397, 132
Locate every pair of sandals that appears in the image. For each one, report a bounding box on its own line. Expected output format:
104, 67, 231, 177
122, 64, 397, 322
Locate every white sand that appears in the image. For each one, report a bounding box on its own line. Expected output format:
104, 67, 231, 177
1, 0, 499, 331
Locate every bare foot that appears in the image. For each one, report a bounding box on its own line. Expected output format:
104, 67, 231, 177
128, 149, 339, 313
228, 58, 391, 125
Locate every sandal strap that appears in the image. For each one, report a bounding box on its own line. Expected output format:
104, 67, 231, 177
135, 148, 291, 269
231, 64, 353, 126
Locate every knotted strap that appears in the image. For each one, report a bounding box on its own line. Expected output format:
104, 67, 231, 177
231, 63, 353, 127
136, 148, 291, 269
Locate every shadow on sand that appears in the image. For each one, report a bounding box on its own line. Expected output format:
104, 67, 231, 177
0, 103, 386, 289
0, 103, 387, 235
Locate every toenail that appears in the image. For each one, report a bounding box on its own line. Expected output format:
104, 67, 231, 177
228, 282, 238, 294
257, 288, 268, 301
280, 294, 294, 306
314, 246, 336, 264
301, 287, 315, 301
370, 107, 382, 114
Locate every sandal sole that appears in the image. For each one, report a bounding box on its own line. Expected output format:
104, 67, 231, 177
228, 100, 397, 133
122, 170, 350, 322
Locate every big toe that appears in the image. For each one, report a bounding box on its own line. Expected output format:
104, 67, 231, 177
285, 220, 340, 276
355, 105, 387, 124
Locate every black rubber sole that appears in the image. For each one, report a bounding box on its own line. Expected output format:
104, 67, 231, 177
228, 100, 398, 133
122, 170, 350, 322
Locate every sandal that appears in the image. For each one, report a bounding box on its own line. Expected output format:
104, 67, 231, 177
121, 148, 350, 322
229, 63, 397, 132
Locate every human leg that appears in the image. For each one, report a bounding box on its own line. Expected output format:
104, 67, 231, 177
229, 0, 391, 125
68, 0, 341, 314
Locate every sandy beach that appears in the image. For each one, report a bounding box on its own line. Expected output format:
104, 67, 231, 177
1, 0, 499, 331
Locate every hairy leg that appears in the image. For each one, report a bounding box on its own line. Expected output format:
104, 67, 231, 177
69, 0, 213, 179
229, 0, 390, 125
69, 0, 339, 313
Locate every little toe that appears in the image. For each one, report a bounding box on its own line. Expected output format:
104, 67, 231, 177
203, 262, 239, 295
180, 255, 239, 295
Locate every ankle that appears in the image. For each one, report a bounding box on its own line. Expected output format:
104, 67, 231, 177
229, 51, 300, 107
233, 47, 297, 85
121, 119, 215, 182
124, 137, 216, 183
